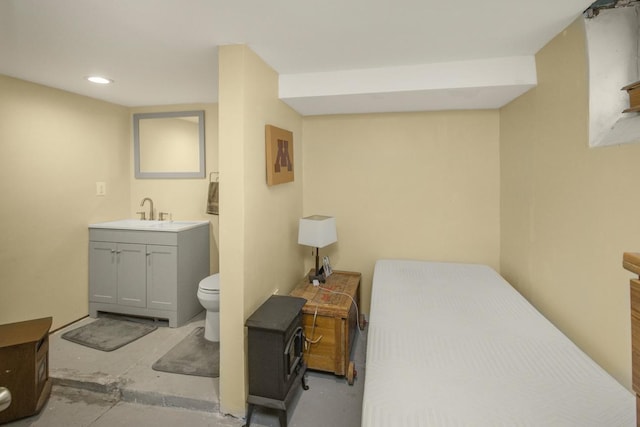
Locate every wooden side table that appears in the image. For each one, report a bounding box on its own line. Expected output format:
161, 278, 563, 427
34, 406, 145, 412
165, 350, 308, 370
623, 252, 640, 426
289, 270, 362, 385
0, 317, 52, 424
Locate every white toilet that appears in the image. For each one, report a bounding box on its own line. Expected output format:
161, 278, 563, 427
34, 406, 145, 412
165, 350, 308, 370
197, 273, 220, 342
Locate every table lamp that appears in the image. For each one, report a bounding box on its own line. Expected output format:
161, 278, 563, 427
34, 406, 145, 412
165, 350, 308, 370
298, 215, 337, 282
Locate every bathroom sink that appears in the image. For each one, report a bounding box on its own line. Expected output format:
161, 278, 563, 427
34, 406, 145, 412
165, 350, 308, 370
89, 219, 209, 232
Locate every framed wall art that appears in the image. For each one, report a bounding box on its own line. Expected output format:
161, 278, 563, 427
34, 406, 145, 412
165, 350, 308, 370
265, 124, 294, 186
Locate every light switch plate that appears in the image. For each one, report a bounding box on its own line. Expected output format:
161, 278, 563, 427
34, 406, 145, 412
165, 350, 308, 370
96, 182, 106, 196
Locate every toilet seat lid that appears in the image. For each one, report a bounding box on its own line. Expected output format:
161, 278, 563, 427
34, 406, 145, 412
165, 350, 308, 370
199, 274, 220, 291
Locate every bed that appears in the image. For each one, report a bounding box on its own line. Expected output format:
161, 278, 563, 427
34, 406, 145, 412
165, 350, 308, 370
362, 259, 635, 426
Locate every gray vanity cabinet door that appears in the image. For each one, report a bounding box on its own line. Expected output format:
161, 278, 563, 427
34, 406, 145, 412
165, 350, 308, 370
116, 243, 147, 308
89, 242, 117, 303
146, 245, 178, 311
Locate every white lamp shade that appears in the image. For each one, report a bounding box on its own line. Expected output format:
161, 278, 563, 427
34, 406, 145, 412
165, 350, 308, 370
298, 215, 337, 248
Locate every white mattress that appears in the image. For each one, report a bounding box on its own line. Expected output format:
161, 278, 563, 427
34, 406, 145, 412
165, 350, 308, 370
362, 259, 635, 426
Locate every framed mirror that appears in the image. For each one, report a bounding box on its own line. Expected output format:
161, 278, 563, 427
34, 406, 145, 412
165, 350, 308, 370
133, 110, 205, 179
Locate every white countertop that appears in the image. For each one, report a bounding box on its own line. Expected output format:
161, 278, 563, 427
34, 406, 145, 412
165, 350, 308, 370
89, 219, 209, 232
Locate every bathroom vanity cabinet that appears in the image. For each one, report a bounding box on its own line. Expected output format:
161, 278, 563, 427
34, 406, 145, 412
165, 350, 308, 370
88, 221, 209, 327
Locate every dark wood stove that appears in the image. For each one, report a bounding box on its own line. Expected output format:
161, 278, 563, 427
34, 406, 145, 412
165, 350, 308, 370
244, 295, 308, 427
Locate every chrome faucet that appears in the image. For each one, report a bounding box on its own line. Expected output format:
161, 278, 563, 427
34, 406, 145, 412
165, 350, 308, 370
140, 197, 154, 220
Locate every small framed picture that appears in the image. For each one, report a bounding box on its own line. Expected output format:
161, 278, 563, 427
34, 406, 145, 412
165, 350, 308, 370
322, 256, 333, 278
265, 125, 294, 186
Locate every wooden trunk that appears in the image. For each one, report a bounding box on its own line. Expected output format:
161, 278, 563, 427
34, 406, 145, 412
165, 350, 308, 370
289, 270, 361, 376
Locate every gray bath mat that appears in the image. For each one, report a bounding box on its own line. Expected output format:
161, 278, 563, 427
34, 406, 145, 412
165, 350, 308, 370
61, 317, 157, 352
152, 327, 219, 378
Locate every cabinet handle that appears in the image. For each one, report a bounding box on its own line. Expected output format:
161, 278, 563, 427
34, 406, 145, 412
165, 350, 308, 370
110, 249, 116, 254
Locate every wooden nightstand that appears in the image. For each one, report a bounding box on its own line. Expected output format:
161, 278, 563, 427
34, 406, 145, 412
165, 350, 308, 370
289, 270, 362, 384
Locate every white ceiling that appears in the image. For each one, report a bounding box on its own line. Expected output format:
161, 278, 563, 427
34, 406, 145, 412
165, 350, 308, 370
0, 0, 592, 115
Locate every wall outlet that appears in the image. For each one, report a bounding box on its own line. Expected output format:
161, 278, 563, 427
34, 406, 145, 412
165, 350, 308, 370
96, 182, 106, 196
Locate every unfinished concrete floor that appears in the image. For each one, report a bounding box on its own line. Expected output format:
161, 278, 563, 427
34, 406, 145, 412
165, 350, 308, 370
4, 312, 367, 427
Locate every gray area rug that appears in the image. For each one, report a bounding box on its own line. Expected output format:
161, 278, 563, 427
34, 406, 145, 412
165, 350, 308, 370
152, 327, 219, 378
61, 317, 157, 352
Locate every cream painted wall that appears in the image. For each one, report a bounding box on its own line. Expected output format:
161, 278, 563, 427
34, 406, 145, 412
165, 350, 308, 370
302, 111, 501, 314
218, 45, 304, 416
130, 104, 219, 274
0, 75, 130, 330
501, 18, 640, 389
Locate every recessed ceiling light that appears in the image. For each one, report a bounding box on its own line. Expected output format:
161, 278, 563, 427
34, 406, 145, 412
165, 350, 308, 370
86, 76, 113, 84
